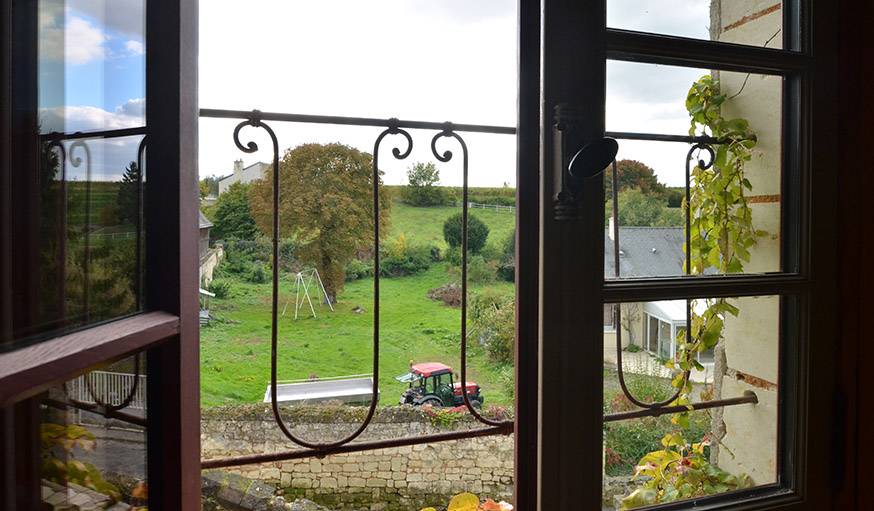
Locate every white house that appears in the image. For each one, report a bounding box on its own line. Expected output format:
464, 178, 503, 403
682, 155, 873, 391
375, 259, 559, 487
217, 159, 270, 195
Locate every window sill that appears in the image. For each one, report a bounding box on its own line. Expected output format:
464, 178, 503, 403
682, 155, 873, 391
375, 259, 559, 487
0, 311, 179, 406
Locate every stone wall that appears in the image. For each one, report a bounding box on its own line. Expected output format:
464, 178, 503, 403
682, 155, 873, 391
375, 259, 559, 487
201, 405, 513, 511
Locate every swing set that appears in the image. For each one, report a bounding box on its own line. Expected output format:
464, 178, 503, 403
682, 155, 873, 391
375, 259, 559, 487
281, 268, 334, 319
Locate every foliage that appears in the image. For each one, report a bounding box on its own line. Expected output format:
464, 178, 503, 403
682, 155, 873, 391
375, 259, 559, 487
247, 263, 267, 284
380, 235, 432, 277
443, 213, 490, 254
41, 423, 122, 502
619, 433, 752, 509
249, 143, 391, 302
200, 174, 220, 198
421, 404, 467, 427
469, 289, 515, 365
345, 258, 374, 281
604, 159, 667, 198
116, 161, 142, 226
207, 279, 231, 299
603, 412, 711, 476
420, 492, 513, 511
403, 162, 448, 206
605, 188, 683, 227
218, 237, 272, 277
212, 182, 258, 241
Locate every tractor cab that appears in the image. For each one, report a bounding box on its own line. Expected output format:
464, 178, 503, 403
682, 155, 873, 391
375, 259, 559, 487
395, 362, 483, 408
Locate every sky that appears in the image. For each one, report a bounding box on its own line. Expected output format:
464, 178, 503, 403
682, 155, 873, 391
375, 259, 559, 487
40, 0, 735, 186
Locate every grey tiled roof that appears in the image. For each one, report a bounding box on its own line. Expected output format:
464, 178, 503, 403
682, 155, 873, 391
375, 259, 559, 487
604, 227, 685, 278
199, 210, 213, 229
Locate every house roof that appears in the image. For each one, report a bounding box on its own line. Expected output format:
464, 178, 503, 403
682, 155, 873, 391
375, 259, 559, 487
604, 227, 685, 278
199, 210, 213, 229
217, 161, 269, 182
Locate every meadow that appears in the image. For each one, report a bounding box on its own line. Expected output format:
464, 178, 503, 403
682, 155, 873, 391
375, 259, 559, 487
200, 198, 516, 408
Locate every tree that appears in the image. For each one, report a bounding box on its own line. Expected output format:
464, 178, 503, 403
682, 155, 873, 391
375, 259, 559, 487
403, 162, 447, 206
604, 159, 667, 198
443, 212, 489, 254
199, 175, 220, 198
249, 143, 391, 303
117, 161, 141, 226
605, 188, 682, 227
212, 182, 258, 241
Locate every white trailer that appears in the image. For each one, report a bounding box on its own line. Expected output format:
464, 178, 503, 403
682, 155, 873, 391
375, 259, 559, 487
263, 375, 378, 405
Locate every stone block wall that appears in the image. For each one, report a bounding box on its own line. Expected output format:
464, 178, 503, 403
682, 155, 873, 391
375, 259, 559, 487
201, 405, 513, 511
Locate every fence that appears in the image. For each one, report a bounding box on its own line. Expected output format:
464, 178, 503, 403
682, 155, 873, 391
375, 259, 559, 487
68, 370, 148, 410
466, 202, 515, 213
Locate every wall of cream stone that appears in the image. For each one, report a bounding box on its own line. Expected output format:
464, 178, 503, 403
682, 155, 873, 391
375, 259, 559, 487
710, 0, 783, 485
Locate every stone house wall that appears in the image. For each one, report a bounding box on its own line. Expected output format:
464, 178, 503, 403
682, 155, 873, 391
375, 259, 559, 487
201, 405, 513, 511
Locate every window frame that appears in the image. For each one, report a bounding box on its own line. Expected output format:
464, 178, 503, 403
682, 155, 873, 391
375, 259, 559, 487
536, 0, 846, 509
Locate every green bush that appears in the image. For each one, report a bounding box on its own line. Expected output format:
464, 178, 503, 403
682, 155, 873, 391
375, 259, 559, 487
603, 412, 710, 476
207, 279, 231, 299
247, 264, 267, 284
469, 289, 515, 365
380, 244, 431, 277
345, 259, 374, 281
466, 255, 496, 284
443, 213, 489, 254
496, 262, 515, 282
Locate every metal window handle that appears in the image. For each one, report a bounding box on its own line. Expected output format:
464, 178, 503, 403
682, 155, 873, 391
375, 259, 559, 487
568, 137, 618, 180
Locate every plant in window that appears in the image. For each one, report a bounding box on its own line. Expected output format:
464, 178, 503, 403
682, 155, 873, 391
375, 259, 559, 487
623, 74, 765, 507
41, 422, 123, 503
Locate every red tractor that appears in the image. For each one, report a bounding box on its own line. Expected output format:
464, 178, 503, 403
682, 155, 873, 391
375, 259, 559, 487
395, 362, 483, 408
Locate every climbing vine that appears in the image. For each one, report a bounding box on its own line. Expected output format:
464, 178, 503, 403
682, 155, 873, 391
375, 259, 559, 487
622, 75, 765, 508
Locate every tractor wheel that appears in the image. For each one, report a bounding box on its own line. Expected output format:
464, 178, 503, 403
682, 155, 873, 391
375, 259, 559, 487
469, 399, 482, 409
421, 397, 442, 407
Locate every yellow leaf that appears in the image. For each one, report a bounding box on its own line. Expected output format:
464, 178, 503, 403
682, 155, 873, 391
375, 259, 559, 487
448, 492, 480, 511
419, 508, 437, 511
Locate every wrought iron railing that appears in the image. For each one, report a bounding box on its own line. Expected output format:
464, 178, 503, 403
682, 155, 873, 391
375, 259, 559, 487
40, 111, 761, 468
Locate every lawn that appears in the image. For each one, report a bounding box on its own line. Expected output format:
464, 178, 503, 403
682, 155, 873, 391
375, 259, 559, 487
387, 201, 515, 251
200, 198, 517, 408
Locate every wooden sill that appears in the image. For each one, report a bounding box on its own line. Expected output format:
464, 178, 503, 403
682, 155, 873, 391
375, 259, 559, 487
0, 311, 180, 406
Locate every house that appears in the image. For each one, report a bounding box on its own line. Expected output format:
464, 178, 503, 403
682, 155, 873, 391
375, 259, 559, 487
217, 159, 270, 194
602, 222, 715, 371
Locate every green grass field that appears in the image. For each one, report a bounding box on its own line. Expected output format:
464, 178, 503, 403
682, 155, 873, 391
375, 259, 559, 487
201, 199, 516, 408
387, 201, 515, 250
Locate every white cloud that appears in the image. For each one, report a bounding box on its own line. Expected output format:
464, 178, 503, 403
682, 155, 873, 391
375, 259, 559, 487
39, 13, 108, 65
116, 98, 145, 118
124, 40, 145, 56
40, 101, 143, 133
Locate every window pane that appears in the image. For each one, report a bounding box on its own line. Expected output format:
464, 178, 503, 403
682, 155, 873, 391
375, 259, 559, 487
199, 2, 518, 509
608, 0, 784, 50
39, 352, 148, 509
3, 0, 146, 349
603, 295, 781, 509
605, 61, 784, 279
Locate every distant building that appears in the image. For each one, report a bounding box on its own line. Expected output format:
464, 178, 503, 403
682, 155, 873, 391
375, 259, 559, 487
217, 159, 270, 195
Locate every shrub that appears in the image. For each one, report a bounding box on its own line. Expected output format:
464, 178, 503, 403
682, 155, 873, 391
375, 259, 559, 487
469, 289, 515, 365
467, 255, 496, 284
603, 412, 711, 477
380, 244, 431, 277
402, 162, 449, 206
626, 343, 642, 353
345, 259, 373, 281
247, 263, 267, 284
207, 279, 231, 299
443, 213, 489, 254
427, 282, 462, 307
496, 262, 515, 282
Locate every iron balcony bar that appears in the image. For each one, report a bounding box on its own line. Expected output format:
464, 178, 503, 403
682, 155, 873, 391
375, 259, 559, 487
200, 108, 517, 135
603, 391, 759, 423
40, 126, 148, 141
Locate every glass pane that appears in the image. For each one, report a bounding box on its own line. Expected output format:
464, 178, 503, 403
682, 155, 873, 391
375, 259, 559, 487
39, 353, 148, 509
3, 0, 146, 350
606, 61, 783, 279
603, 295, 780, 509
608, 0, 784, 49
199, 2, 518, 509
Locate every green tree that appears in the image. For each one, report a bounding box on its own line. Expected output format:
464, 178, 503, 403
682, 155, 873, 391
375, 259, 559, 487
443, 212, 489, 254
212, 182, 258, 241
116, 161, 141, 225
249, 143, 391, 303
199, 175, 220, 198
604, 159, 667, 198
605, 188, 682, 227
403, 162, 447, 206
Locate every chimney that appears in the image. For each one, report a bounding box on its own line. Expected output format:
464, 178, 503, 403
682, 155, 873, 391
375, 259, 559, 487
233, 159, 244, 175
